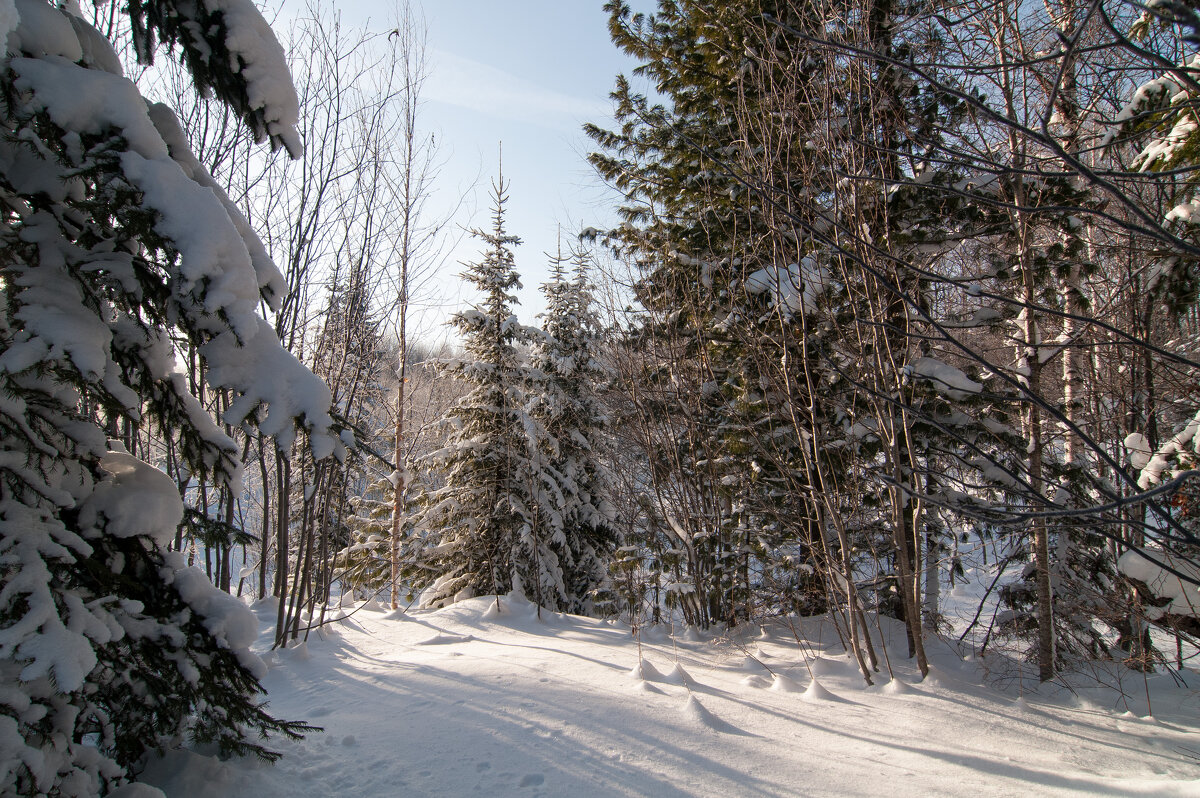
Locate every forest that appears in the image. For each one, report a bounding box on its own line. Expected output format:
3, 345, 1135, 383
2, 0, 1200, 795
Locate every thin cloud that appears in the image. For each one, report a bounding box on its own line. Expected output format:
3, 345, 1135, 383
426, 49, 609, 129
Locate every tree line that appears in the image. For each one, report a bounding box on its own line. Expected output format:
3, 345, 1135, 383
581, 0, 1200, 686
4, 0, 1200, 795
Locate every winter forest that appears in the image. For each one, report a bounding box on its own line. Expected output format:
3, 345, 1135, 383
3, 0, 1200, 795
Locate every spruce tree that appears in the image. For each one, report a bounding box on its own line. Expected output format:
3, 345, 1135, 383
0, 1, 336, 794
528, 243, 618, 614
410, 169, 567, 609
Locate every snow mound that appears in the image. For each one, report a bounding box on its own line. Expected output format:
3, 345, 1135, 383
140, 749, 236, 797
770, 673, 802, 693
415, 633, 474, 646
739, 655, 767, 672
481, 595, 534, 621
883, 678, 913, 696
920, 665, 957, 689
640, 625, 668, 642
682, 695, 739, 734
741, 674, 771, 689
808, 656, 844, 676
803, 678, 838, 703
107, 785, 167, 798
663, 662, 697, 687
629, 659, 664, 681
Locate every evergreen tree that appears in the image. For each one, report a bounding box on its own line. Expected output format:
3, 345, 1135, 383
528, 243, 619, 615
410, 169, 567, 609
588, 0, 832, 629
335, 473, 410, 599
0, 1, 337, 794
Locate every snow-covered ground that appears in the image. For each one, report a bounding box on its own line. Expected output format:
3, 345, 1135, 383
142, 594, 1200, 797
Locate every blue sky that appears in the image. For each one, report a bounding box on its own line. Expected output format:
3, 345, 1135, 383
329, 1, 649, 339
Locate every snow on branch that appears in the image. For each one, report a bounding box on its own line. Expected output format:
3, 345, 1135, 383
128, 0, 302, 156
9, 46, 336, 460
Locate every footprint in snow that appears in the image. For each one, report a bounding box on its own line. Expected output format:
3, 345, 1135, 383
520, 774, 545, 787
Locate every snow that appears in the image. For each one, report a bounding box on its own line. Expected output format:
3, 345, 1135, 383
78, 452, 183, 547
8, 31, 337, 460
107, 785, 166, 798
169, 564, 263, 660
6, 0, 81, 61
1136, 409, 1200, 489
1118, 549, 1200, 620
201, 316, 338, 459
1125, 432, 1153, 470
119, 150, 262, 336
145, 103, 287, 307
1122, 55, 1200, 171
67, 12, 124, 76
209, 0, 302, 156
8, 213, 114, 380
0, 0, 17, 43
906, 357, 984, 399
140, 597, 1200, 797
1104, 55, 1200, 160
11, 56, 167, 160
743, 257, 829, 317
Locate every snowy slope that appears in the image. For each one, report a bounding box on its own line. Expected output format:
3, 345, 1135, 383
142, 595, 1200, 797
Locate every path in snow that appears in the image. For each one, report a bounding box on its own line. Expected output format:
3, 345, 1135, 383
143, 595, 1200, 797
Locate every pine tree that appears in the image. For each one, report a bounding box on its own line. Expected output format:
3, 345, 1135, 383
0, 2, 337, 793
410, 168, 567, 609
528, 242, 619, 615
